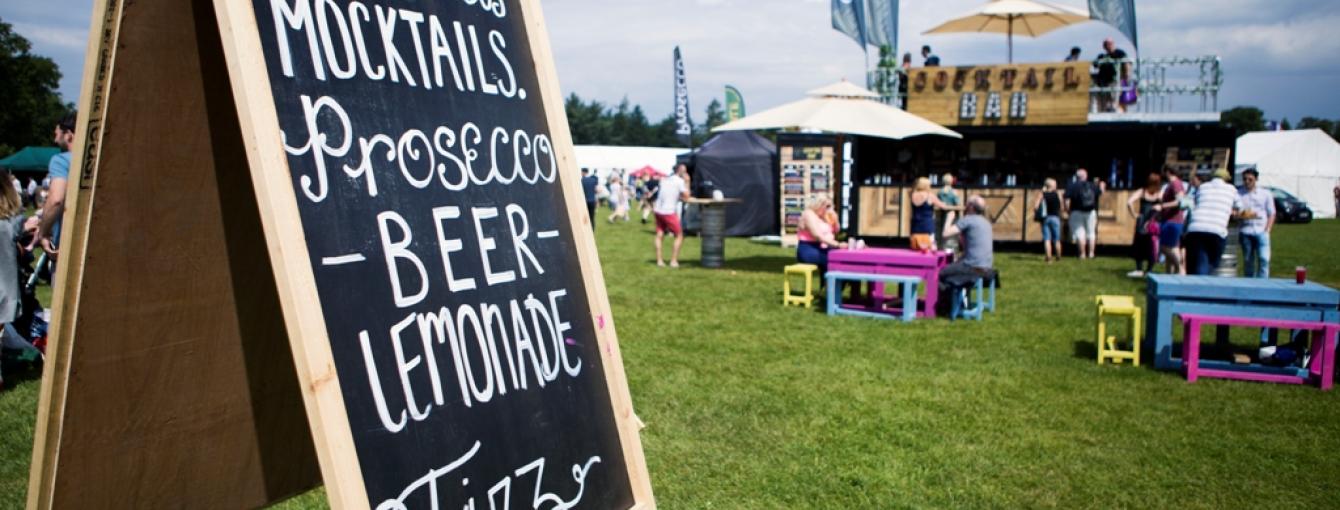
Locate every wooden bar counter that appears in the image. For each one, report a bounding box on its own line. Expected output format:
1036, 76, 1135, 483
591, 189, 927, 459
855, 185, 1136, 246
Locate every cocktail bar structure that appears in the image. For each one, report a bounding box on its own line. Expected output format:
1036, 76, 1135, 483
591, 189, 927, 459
793, 55, 1233, 247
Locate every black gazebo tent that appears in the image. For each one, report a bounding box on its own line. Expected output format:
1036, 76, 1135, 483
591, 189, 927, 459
684, 131, 778, 236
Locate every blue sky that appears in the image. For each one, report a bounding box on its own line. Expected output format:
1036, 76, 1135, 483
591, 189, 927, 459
5, 0, 1338, 123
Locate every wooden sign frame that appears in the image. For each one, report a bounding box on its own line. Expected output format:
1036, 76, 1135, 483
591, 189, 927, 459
27, 0, 654, 507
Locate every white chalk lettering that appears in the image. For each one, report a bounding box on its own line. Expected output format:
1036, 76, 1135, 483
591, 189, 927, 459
376, 445, 599, 510
472, 206, 517, 286
549, 289, 581, 377
397, 9, 433, 90
347, 2, 385, 79
315, 0, 356, 79
377, 211, 429, 307
374, 5, 416, 86
283, 94, 352, 202
482, 302, 517, 393
428, 15, 465, 90
265, 0, 522, 98
431, 206, 476, 292
270, 0, 324, 80
457, 304, 494, 403
390, 313, 431, 420
488, 29, 518, 98
506, 204, 544, 278
360, 330, 406, 433
467, 24, 499, 95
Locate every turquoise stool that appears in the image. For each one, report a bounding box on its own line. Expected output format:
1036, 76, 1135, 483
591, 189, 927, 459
949, 276, 996, 321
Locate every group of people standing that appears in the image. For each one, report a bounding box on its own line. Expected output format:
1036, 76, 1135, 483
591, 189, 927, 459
582, 164, 692, 267
1030, 168, 1105, 263
0, 112, 73, 389
1029, 165, 1274, 279
1122, 166, 1275, 278
580, 168, 672, 228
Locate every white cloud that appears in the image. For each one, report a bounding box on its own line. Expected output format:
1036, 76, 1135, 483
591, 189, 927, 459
2, 0, 1336, 122
11, 22, 87, 52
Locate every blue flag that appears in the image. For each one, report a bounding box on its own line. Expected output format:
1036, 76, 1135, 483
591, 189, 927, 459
831, 0, 866, 48
1089, 0, 1138, 49
864, 0, 898, 50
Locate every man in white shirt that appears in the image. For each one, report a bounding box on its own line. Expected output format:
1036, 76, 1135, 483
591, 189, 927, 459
1184, 169, 1243, 275
1236, 169, 1275, 278
652, 164, 691, 267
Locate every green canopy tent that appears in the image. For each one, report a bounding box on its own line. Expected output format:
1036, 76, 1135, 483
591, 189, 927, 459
0, 147, 61, 174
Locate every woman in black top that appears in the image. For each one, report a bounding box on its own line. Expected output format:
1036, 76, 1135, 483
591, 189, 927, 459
1032, 178, 1063, 263
1126, 172, 1164, 277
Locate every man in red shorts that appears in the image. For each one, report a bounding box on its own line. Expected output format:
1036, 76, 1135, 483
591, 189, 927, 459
653, 164, 691, 267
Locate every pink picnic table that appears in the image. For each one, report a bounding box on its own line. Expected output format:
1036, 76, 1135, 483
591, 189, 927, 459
1180, 313, 1337, 390
828, 247, 951, 318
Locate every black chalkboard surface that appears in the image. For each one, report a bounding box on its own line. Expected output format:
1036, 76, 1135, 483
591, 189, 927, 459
231, 0, 645, 507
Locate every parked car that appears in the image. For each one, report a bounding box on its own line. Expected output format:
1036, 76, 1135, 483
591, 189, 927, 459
1266, 186, 1312, 223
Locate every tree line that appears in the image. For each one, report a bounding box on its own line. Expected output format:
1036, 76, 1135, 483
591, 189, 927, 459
564, 93, 726, 148
1222, 106, 1340, 141
0, 19, 74, 157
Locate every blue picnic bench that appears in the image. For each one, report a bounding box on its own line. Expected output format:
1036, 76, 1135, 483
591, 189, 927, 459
1145, 274, 1340, 374
826, 271, 922, 322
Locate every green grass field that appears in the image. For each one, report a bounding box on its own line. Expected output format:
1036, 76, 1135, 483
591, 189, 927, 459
3, 219, 1338, 509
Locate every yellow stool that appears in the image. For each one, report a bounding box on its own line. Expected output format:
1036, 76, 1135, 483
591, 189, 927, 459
783, 264, 819, 308
1096, 295, 1141, 366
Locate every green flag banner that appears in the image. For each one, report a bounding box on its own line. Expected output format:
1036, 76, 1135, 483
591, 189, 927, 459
725, 86, 745, 122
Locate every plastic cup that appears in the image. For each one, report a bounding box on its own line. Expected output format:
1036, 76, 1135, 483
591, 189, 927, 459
1296, 266, 1306, 284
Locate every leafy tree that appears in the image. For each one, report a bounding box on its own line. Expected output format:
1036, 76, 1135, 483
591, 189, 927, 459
1279, 118, 1291, 131
650, 114, 682, 147
1297, 117, 1336, 139
564, 93, 740, 148
870, 45, 899, 102
702, 99, 726, 132
689, 99, 727, 147
0, 19, 73, 156
564, 93, 611, 145
1219, 106, 1264, 138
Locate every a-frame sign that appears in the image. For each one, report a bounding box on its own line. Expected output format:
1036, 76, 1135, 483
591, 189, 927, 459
27, 0, 653, 508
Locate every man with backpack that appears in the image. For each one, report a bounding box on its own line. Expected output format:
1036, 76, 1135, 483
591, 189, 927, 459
1063, 168, 1104, 259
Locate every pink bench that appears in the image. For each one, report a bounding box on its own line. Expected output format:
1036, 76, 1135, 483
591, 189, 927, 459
1179, 313, 1338, 390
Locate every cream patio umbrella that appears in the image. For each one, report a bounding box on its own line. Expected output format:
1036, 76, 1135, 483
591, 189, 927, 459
922, 0, 1090, 63
711, 81, 961, 140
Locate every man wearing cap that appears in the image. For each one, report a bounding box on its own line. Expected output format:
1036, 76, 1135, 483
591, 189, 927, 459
1183, 168, 1244, 275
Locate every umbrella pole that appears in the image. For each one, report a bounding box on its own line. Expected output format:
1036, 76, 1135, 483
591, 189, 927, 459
1008, 15, 1014, 63
863, 46, 870, 88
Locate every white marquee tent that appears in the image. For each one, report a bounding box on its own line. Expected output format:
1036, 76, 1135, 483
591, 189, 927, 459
573, 145, 687, 181
1236, 129, 1340, 218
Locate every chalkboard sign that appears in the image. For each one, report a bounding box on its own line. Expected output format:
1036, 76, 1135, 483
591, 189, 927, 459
213, 0, 652, 507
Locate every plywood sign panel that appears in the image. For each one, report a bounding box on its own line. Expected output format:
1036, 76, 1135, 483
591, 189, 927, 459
26, 0, 323, 508
906, 61, 1091, 126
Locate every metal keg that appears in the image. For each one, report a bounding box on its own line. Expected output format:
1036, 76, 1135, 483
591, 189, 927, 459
1213, 225, 1240, 277
699, 205, 727, 268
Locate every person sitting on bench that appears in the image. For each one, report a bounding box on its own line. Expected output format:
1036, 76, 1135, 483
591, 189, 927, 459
938, 195, 995, 311
796, 194, 847, 275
